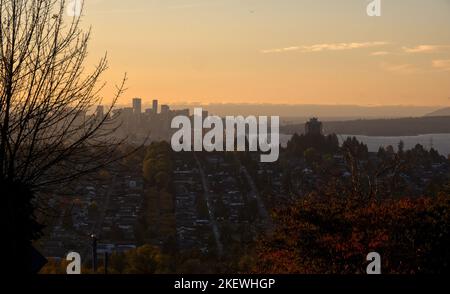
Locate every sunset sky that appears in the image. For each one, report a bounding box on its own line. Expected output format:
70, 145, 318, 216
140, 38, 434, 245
80, 0, 450, 106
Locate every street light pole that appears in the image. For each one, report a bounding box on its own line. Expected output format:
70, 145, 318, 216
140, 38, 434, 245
91, 234, 97, 272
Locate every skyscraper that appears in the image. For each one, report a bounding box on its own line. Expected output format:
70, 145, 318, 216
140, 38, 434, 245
152, 99, 158, 114
161, 105, 170, 114
132, 98, 142, 114
305, 118, 323, 135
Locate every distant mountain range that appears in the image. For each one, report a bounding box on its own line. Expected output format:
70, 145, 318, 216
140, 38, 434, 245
426, 107, 450, 117
166, 103, 438, 119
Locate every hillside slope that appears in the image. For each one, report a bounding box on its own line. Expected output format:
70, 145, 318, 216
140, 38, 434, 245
281, 116, 450, 136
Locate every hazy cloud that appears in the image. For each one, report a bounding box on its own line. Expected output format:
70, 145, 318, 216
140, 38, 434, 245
261, 46, 300, 54
402, 45, 450, 53
261, 42, 388, 54
432, 59, 450, 71
381, 62, 419, 74
371, 51, 390, 56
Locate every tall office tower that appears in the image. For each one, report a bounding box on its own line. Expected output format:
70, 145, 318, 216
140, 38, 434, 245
152, 99, 158, 114
161, 105, 170, 114
133, 98, 142, 114
305, 117, 323, 135
96, 105, 104, 118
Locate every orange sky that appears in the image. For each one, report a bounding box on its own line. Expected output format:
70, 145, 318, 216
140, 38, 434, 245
79, 0, 450, 106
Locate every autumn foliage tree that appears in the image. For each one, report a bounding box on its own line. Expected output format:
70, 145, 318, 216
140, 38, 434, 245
254, 188, 450, 274
253, 136, 450, 274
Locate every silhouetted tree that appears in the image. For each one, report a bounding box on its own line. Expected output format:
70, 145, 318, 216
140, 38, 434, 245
0, 0, 126, 273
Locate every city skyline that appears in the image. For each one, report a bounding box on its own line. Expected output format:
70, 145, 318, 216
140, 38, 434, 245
81, 0, 450, 106
99, 96, 445, 119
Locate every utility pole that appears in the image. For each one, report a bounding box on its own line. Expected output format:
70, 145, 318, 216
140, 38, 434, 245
91, 234, 97, 272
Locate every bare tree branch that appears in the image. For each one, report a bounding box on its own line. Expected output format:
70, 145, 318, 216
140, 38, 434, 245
0, 0, 127, 191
